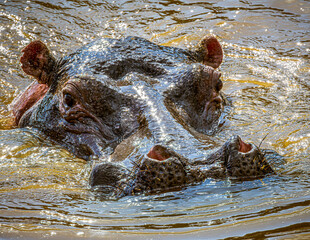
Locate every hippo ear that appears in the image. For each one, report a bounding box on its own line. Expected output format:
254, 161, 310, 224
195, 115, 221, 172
20, 40, 56, 84
197, 36, 223, 69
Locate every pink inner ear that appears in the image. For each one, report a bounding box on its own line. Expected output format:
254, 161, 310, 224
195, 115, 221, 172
11, 81, 49, 126
201, 36, 223, 69
207, 39, 221, 56
21, 40, 46, 62
20, 40, 50, 83
22, 40, 46, 53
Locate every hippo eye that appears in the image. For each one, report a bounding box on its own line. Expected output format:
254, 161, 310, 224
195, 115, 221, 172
64, 93, 76, 107
216, 78, 223, 92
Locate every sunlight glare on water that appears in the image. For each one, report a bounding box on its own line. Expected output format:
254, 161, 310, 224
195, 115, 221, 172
0, 0, 309, 239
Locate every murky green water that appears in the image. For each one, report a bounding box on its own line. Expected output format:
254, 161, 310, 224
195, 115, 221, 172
0, 0, 309, 239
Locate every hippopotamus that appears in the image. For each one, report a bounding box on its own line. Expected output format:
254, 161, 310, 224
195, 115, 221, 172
11, 35, 275, 196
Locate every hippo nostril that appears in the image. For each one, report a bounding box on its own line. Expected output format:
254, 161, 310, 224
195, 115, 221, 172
147, 145, 171, 161
238, 138, 252, 153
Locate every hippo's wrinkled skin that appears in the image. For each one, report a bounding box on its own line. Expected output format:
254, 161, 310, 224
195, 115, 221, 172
12, 36, 275, 196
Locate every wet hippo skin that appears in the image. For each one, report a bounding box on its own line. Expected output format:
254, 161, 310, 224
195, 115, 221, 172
12, 36, 275, 196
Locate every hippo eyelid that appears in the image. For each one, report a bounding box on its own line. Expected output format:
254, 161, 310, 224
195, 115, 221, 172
216, 78, 223, 91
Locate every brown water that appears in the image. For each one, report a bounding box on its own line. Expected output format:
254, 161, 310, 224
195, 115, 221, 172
0, 0, 310, 239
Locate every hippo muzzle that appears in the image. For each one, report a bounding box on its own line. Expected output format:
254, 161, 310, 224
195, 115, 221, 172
90, 136, 274, 196
223, 136, 274, 179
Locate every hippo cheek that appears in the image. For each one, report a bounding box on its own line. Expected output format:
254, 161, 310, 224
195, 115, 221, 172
56, 78, 119, 157
195, 72, 225, 132
201, 97, 223, 126
200, 73, 223, 127
64, 133, 108, 160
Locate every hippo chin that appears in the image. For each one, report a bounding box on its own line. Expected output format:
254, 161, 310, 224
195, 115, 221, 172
11, 35, 277, 196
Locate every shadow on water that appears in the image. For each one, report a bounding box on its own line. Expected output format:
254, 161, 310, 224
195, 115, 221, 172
0, 0, 309, 239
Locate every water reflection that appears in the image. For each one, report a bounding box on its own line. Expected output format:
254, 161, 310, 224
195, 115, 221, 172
0, 0, 309, 239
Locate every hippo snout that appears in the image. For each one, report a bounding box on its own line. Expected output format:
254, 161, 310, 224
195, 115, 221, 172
223, 136, 274, 179
125, 145, 188, 194
90, 138, 275, 196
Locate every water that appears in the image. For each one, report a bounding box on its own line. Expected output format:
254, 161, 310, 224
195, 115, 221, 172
0, 0, 309, 239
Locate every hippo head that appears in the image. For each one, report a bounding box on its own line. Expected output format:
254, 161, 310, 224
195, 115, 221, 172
90, 136, 274, 196
13, 41, 141, 159
12, 36, 226, 160
17, 74, 141, 159
12, 36, 276, 196
164, 36, 225, 134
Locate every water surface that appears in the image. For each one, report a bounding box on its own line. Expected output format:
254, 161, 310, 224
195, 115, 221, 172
0, 0, 309, 239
